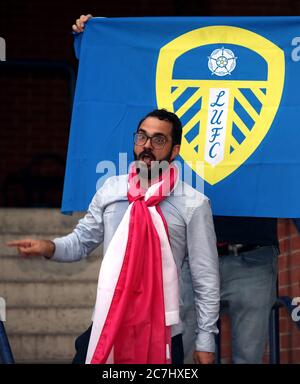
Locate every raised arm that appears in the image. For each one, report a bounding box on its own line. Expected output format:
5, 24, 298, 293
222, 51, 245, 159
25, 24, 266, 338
72, 14, 93, 33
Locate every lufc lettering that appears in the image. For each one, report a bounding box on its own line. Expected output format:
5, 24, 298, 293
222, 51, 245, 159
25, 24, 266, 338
205, 88, 229, 166
102, 368, 199, 380
209, 91, 225, 159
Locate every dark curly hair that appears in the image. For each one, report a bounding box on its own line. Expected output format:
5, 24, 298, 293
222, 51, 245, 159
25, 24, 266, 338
137, 109, 182, 146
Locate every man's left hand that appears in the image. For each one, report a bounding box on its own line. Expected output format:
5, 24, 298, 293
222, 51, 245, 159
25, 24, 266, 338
193, 351, 215, 364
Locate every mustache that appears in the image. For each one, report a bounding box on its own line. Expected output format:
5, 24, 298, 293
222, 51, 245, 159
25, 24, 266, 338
137, 150, 156, 161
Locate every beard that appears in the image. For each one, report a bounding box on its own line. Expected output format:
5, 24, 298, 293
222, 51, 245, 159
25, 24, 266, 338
133, 148, 173, 181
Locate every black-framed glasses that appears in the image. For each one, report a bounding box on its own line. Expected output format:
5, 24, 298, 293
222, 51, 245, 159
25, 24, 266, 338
133, 132, 168, 149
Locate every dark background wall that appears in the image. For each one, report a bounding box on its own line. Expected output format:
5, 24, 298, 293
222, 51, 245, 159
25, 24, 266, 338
0, 0, 299, 207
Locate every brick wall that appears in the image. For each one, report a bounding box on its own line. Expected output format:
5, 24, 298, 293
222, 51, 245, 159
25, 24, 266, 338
0, 70, 70, 207
278, 219, 300, 363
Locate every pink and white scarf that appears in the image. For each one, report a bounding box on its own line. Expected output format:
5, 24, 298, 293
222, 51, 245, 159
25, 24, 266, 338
85, 163, 179, 364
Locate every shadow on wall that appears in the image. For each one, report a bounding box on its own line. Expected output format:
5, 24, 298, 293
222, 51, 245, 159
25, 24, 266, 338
2, 153, 65, 208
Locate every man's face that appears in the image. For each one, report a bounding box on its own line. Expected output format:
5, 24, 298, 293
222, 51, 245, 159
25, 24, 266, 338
133, 116, 180, 179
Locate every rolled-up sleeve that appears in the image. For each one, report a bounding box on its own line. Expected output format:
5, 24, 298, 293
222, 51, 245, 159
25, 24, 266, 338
186, 198, 220, 352
51, 189, 105, 263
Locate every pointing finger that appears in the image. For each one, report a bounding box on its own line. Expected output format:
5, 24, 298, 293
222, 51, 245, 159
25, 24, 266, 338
6, 240, 30, 247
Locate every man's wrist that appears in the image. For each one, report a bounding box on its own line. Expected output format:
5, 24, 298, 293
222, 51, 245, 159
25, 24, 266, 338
44, 240, 56, 259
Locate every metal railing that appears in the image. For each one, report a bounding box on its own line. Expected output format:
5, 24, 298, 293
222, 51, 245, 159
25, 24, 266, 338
269, 296, 300, 364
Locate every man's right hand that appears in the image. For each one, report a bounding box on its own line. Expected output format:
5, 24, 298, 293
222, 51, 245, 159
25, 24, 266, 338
72, 14, 93, 33
6, 239, 55, 259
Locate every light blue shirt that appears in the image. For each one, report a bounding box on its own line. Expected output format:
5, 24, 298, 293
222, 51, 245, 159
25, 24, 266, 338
52, 175, 220, 353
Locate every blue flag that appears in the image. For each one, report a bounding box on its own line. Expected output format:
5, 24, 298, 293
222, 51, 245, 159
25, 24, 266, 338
62, 16, 300, 217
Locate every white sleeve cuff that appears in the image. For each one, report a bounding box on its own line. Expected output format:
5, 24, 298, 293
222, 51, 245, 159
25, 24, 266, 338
195, 331, 216, 353
48, 238, 68, 262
